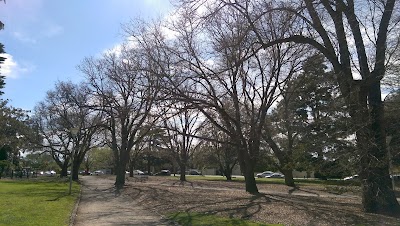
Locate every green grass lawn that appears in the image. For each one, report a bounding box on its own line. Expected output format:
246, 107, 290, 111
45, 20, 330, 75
168, 212, 282, 226
0, 178, 80, 226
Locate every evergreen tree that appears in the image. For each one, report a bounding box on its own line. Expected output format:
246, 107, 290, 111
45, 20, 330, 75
269, 55, 354, 179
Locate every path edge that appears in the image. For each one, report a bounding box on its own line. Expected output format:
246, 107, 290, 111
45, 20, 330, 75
69, 180, 83, 226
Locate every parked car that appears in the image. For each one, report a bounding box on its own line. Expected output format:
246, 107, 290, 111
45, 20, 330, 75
44, 170, 56, 176
265, 173, 284, 178
93, 170, 104, 175
188, 169, 202, 175
256, 171, 274, 178
132, 170, 145, 175
343, 174, 359, 181
154, 170, 171, 176
344, 174, 359, 181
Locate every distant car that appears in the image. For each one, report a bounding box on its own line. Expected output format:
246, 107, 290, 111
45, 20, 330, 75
344, 174, 359, 181
256, 171, 274, 178
44, 170, 56, 176
154, 170, 171, 176
93, 170, 104, 175
132, 170, 145, 175
265, 173, 284, 178
188, 169, 202, 175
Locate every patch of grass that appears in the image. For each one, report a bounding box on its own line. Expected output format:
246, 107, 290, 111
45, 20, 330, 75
168, 212, 282, 226
182, 175, 244, 182
180, 175, 360, 186
0, 178, 80, 226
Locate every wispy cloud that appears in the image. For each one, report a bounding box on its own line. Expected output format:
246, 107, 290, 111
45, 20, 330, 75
12, 31, 37, 44
11, 23, 64, 45
0, 53, 35, 79
42, 23, 64, 38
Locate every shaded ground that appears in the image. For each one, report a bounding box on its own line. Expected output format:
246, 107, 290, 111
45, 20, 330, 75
120, 176, 400, 226
73, 176, 173, 226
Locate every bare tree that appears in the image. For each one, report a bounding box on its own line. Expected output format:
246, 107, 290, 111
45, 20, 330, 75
192, 0, 400, 215
127, 5, 306, 193
202, 121, 238, 181
33, 81, 103, 180
79, 44, 159, 188
158, 104, 205, 182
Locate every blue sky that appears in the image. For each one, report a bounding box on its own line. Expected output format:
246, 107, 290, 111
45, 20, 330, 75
0, 0, 172, 111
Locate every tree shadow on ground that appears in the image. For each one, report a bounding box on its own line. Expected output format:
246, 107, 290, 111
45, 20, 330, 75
126, 181, 400, 226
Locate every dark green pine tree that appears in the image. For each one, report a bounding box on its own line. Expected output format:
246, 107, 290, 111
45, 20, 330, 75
270, 54, 354, 179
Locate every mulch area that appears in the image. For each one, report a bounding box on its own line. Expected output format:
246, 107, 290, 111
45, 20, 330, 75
120, 176, 400, 225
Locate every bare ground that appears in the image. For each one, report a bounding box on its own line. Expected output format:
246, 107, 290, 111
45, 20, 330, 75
115, 176, 400, 226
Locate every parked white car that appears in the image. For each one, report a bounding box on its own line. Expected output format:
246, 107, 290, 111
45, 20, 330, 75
343, 174, 359, 181
265, 173, 285, 178
256, 171, 274, 178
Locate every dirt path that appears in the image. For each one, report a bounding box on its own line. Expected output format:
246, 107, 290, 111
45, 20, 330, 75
73, 176, 173, 226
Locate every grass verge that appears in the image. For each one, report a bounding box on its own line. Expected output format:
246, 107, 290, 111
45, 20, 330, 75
168, 212, 282, 226
0, 178, 80, 226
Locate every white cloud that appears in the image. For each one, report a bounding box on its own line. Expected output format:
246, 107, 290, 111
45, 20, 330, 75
0, 54, 35, 79
12, 31, 37, 44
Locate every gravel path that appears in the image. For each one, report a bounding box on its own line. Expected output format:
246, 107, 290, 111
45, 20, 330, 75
73, 176, 173, 226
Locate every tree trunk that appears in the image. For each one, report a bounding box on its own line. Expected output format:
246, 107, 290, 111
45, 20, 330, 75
72, 157, 80, 181
224, 168, 232, 181
282, 169, 295, 187
179, 164, 186, 181
129, 160, 134, 178
114, 150, 129, 189
237, 146, 259, 193
60, 160, 69, 178
60, 166, 68, 178
224, 162, 234, 181
243, 163, 258, 193
358, 83, 400, 215
115, 164, 126, 189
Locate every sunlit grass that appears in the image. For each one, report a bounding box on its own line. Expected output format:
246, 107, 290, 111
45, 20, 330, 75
168, 212, 282, 226
0, 178, 80, 226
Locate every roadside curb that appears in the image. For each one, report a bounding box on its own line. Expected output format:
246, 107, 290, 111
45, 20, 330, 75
69, 180, 82, 226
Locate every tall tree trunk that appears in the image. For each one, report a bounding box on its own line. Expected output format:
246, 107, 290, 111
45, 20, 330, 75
60, 160, 69, 178
115, 163, 126, 188
224, 160, 233, 181
129, 159, 134, 178
358, 83, 400, 215
72, 156, 80, 181
243, 163, 258, 193
224, 168, 232, 181
237, 146, 258, 193
114, 149, 129, 189
263, 133, 295, 187
282, 169, 295, 187
179, 164, 186, 181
